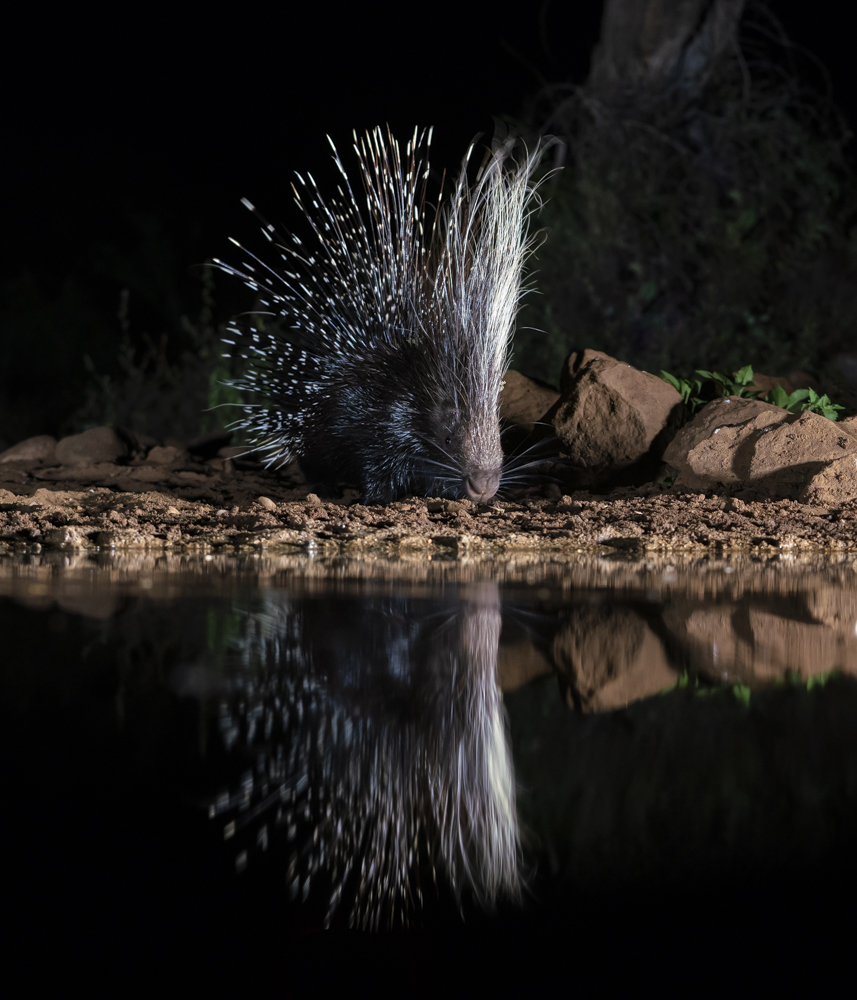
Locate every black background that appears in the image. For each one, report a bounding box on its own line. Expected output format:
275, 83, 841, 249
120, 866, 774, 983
2, 1, 850, 307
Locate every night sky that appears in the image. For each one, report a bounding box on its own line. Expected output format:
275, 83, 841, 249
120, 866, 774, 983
0, 1, 852, 430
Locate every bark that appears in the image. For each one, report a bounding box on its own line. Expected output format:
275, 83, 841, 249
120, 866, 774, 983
587, 0, 747, 100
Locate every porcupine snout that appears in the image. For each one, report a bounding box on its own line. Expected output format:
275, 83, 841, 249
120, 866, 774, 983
459, 416, 503, 502
464, 468, 501, 502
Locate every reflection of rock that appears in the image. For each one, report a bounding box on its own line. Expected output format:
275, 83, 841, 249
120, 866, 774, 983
805, 588, 857, 630
212, 586, 519, 927
497, 640, 553, 691
664, 591, 857, 684
663, 398, 857, 500
552, 605, 677, 711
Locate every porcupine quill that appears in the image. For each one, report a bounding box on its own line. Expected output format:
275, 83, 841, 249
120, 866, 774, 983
214, 127, 550, 503
209, 584, 520, 929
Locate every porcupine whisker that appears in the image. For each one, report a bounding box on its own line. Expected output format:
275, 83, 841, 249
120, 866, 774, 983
502, 438, 560, 470
502, 456, 558, 476
409, 439, 464, 474
501, 462, 560, 485
416, 461, 463, 484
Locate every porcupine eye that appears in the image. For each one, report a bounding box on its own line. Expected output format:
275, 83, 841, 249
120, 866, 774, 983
432, 403, 460, 455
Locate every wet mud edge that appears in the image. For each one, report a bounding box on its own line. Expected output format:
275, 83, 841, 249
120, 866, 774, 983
2, 460, 857, 554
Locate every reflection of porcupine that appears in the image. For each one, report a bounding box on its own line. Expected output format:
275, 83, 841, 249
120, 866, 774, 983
215, 128, 548, 503
211, 585, 519, 929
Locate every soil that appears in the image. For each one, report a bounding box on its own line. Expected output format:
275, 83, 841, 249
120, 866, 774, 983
2, 455, 857, 555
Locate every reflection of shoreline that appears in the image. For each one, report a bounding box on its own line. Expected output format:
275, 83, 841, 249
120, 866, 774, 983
3, 549, 854, 713
212, 584, 519, 928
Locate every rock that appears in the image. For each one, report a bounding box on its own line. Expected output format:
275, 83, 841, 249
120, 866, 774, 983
119, 428, 158, 456
0, 435, 57, 464
751, 410, 857, 485
559, 348, 614, 392
55, 427, 128, 466
839, 415, 857, 439
664, 398, 787, 489
499, 370, 559, 431
798, 454, 857, 505
663, 397, 857, 499
145, 445, 189, 465
746, 372, 794, 396
550, 349, 683, 481
788, 370, 823, 393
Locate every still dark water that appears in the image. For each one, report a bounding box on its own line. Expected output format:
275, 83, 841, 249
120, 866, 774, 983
3, 551, 857, 992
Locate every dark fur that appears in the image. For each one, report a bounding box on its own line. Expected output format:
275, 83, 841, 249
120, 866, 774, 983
298, 340, 480, 504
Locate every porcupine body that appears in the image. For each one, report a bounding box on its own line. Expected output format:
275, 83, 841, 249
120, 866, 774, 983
215, 128, 546, 504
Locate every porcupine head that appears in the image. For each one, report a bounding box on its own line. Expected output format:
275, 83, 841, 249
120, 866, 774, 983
217, 128, 547, 504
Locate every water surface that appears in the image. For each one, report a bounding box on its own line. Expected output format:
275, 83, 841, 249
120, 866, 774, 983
3, 552, 856, 989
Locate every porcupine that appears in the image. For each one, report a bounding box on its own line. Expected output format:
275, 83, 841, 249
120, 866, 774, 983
214, 127, 548, 503
209, 583, 519, 929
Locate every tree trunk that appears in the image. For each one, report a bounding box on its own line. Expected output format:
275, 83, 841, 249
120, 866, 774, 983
587, 0, 746, 101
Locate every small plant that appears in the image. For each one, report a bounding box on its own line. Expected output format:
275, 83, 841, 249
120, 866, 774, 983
659, 370, 706, 410
659, 365, 844, 420
694, 365, 757, 399
763, 383, 844, 420
76, 267, 245, 440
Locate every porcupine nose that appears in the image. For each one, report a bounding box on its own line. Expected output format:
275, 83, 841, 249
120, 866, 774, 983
464, 469, 501, 502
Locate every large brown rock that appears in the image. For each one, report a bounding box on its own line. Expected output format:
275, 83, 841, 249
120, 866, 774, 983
663, 397, 857, 499
499, 370, 559, 432
551, 349, 683, 480
55, 427, 128, 466
839, 415, 857, 438
798, 454, 857, 506
0, 435, 57, 464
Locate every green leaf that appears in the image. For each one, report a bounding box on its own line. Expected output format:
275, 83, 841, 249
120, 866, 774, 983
732, 684, 752, 705
733, 364, 755, 386
783, 388, 810, 412
737, 208, 757, 232
640, 280, 657, 303
766, 384, 789, 408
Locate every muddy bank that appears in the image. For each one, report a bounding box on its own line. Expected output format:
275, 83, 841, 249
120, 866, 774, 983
2, 453, 857, 554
